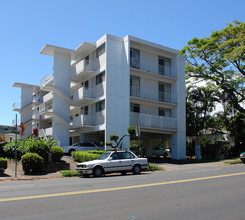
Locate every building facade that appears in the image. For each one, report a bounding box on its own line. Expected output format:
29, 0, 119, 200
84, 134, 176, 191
13, 34, 186, 160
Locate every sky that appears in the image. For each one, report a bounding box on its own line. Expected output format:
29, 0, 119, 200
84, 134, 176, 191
0, 0, 244, 126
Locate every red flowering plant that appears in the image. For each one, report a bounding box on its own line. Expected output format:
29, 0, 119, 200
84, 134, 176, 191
32, 128, 39, 137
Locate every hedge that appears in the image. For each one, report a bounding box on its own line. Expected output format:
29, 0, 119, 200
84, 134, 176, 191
72, 151, 105, 162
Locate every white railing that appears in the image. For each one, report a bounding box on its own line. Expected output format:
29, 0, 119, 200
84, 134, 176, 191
73, 87, 94, 101
40, 74, 54, 88
130, 112, 177, 130
72, 115, 95, 128
12, 102, 21, 110
32, 113, 41, 120
130, 56, 177, 78
75, 59, 95, 75
130, 86, 177, 104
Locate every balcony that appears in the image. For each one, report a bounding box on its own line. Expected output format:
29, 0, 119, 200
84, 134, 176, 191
40, 74, 54, 89
130, 86, 177, 105
12, 102, 21, 111
71, 59, 96, 82
71, 115, 95, 128
130, 112, 177, 131
130, 56, 177, 83
32, 113, 41, 120
32, 96, 42, 105
71, 87, 95, 106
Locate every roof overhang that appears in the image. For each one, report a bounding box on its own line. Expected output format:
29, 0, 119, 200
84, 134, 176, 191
13, 82, 40, 90
40, 42, 95, 61
40, 44, 74, 57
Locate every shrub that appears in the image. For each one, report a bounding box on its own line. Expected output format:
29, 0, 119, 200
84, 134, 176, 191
72, 151, 104, 162
60, 170, 80, 177
0, 157, 7, 172
21, 153, 44, 174
51, 146, 64, 161
28, 139, 50, 162
145, 164, 163, 172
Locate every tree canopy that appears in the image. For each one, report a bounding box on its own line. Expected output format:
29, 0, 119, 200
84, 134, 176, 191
180, 20, 245, 114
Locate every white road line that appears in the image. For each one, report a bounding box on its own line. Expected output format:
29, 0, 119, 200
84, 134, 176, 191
0, 184, 34, 190
186, 168, 221, 173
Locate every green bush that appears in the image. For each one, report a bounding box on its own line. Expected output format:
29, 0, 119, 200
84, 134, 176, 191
60, 170, 80, 177
51, 146, 64, 161
145, 164, 163, 172
21, 153, 44, 174
3, 138, 55, 161
0, 157, 7, 171
72, 151, 104, 162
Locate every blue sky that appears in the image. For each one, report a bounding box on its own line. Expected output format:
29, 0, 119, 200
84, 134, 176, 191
0, 0, 244, 126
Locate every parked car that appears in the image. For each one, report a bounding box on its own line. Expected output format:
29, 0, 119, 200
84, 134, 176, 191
152, 146, 170, 158
76, 150, 149, 177
61, 142, 104, 155
240, 152, 245, 163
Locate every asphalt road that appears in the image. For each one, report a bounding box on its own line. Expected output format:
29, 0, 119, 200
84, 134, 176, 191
0, 164, 245, 220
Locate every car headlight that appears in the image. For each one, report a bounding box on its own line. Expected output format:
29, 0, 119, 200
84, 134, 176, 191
77, 164, 87, 168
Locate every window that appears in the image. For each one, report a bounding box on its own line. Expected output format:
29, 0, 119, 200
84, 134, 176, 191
84, 106, 88, 115
130, 76, 140, 97
96, 43, 105, 58
158, 108, 171, 117
158, 83, 171, 102
96, 100, 105, 112
85, 80, 89, 89
130, 103, 140, 113
158, 57, 171, 76
85, 55, 89, 66
130, 49, 140, 69
96, 71, 105, 85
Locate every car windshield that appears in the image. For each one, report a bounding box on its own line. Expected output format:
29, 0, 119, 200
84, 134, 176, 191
96, 152, 111, 160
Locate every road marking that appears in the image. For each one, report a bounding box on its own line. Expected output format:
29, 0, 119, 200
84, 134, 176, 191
1, 172, 245, 202
0, 184, 34, 190
186, 168, 221, 173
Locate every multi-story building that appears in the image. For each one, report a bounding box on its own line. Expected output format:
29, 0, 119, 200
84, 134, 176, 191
13, 34, 186, 160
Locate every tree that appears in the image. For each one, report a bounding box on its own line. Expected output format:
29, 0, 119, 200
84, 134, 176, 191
180, 20, 245, 114
186, 85, 219, 136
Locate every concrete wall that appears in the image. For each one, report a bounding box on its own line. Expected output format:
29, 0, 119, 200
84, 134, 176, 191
171, 55, 186, 160
105, 35, 130, 149
52, 53, 71, 146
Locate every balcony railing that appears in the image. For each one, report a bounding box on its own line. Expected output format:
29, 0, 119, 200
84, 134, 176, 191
130, 86, 177, 104
71, 115, 95, 128
40, 74, 54, 88
130, 112, 177, 130
130, 57, 177, 78
12, 102, 21, 111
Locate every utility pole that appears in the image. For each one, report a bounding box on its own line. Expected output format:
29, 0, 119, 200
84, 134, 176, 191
15, 114, 17, 178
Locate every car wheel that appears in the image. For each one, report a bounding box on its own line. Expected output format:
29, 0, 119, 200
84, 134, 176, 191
93, 166, 103, 177
68, 149, 75, 156
133, 164, 141, 175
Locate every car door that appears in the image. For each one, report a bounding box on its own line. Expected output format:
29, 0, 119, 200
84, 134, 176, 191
106, 152, 122, 172
120, 152, 135, 171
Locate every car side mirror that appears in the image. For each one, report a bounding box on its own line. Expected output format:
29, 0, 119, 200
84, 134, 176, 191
108, 157, 112, 161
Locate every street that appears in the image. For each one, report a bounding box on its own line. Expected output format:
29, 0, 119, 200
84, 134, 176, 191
0, 164, 245, 220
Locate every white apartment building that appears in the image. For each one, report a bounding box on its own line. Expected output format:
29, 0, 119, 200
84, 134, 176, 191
13, 34, 186, 160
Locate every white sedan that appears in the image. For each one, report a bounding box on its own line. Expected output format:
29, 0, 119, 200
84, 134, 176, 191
61, 142, 104, 155
76, 150, 149, 177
